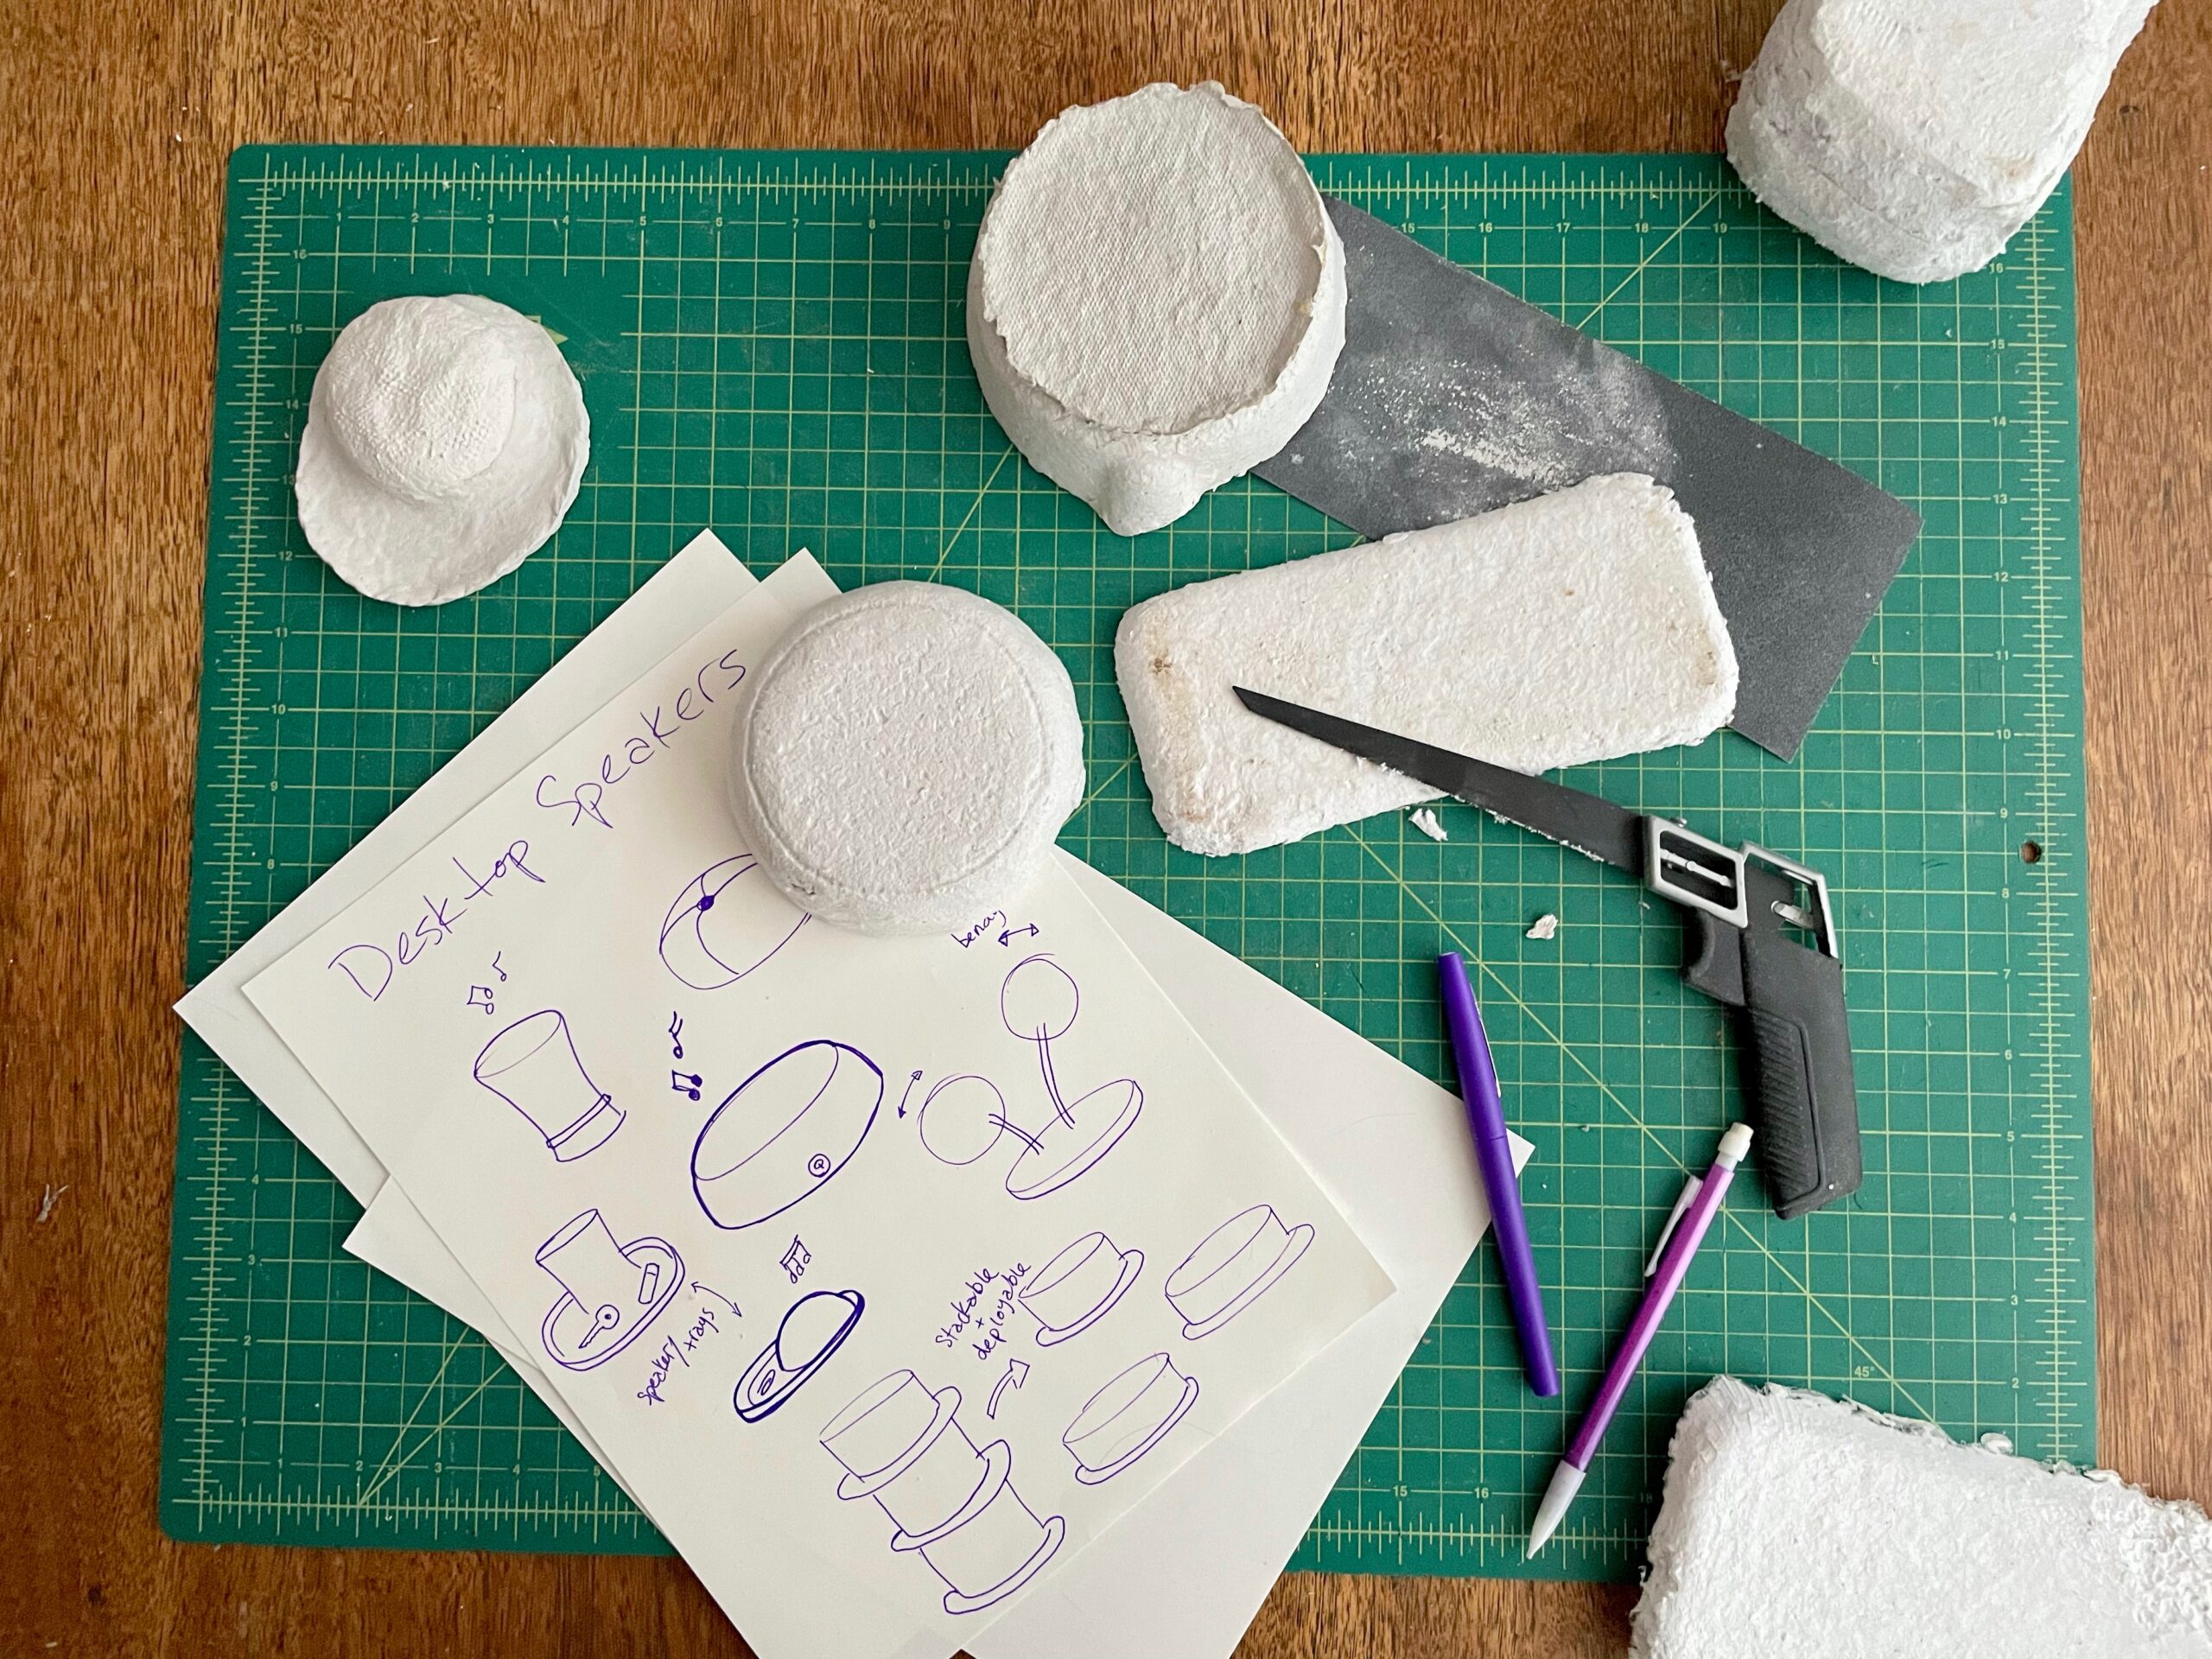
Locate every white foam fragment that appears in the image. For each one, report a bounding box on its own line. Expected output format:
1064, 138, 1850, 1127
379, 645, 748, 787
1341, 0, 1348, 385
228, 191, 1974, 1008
729, 582, 1084, 936
1408, 807, 1448, 842
1635, 1377, 2212, 1659
296, 295, 589, 606
968, 82, 1345, 537
1114, 474, 1738, 856
1526, 913, 1558, 941
1727, 0, 2156, 284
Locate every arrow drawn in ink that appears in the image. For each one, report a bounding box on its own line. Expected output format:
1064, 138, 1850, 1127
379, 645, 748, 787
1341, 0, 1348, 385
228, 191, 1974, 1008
986, 1357, 1030, 1419
690, 1282, 741, 1318
896, 1069, 924, 1118
997, 925, 1039, 946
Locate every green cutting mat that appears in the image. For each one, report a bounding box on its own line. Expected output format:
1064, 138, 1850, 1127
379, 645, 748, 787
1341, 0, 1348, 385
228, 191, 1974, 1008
162, 147, 2093, 1582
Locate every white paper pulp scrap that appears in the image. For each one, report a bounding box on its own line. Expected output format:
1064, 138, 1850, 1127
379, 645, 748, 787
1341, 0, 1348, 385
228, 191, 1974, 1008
243, 576, 1395, 1659
175, 531, 766, 1202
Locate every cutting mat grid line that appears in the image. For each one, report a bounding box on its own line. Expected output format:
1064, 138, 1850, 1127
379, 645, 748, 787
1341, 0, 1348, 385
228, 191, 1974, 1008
160, 149, 2092, 1581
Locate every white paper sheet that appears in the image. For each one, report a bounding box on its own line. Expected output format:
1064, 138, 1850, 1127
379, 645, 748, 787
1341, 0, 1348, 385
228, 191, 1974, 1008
346, 858, 1535, 1659
241, 570, 1395, 1659
175, 533, 766, 1202
183, 530, 1529, 1659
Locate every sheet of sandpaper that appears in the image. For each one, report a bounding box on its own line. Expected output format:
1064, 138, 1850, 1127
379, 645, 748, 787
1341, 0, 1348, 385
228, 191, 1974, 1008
1255, 198, 1923, 760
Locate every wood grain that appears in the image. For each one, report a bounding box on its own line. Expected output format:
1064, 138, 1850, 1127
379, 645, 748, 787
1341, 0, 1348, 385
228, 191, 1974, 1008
2, 3, 2204, 1654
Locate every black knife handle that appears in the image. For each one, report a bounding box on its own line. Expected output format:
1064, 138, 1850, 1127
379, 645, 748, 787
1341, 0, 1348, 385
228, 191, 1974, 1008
1736, 922, 1863, 1219
1681, 907, 1864, 1220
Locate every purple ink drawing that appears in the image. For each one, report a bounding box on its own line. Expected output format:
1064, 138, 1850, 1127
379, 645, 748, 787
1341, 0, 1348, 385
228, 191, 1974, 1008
917, 1074, 1013, 1167
534, 1208, 683, 1371
821, 1370, 1065, 1616
733, 1288, 864, 1424
1061, 1352, 1200, 1485
912, 959, 1142, 1199
691, 1040, 883, 1230
985, 1357, 1029, 1419
1019, 1231, 1142, 1348
1163, 1204, 1314, 1338
474, 1009, 625, 1160
658, 855, 810, 991
998, 954, 1142, 1198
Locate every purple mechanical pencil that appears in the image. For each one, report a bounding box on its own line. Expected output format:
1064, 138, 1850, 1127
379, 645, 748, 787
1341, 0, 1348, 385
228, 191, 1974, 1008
1526, 1121, 1753, 1554
1437, 953, 1558, 1397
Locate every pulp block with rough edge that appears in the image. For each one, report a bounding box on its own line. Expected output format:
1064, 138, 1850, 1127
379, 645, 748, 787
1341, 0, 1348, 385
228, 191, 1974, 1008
1634, 1376, 2212, 1658
1114, 473, 1737, 857
1726, 0, 2156, 284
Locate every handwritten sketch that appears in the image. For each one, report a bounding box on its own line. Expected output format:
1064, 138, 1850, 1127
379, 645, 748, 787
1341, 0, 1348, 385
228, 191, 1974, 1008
1061, 1353, 1199, 1485
822, 1370, 1065, 1616
1164, 1204, 1314, 1339
985, 1357, 1029, 1419
474, 1009, 625, 1160
671, 1069, 702, 1102
534, 1208, 683, 1371
999, 955, 1143, 1198
917, 1074, 1014, 1167
1020, 1231, 1142, 1348
658, 855, 810, 990
692, 1040, 883, 1230
734, 1288, 864, 1424
911, 957, 1145, 1199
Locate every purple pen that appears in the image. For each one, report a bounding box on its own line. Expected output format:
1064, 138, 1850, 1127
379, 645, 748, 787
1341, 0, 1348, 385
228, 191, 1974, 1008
1437, 953, 1558, 1397
1526, 1121, 1753, 1555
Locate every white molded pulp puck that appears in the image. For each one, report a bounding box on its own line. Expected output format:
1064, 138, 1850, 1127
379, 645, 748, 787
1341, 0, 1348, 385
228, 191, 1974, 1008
968, 82, 1346, 537
296, 294, 589, 606
730, 582, 1085, 936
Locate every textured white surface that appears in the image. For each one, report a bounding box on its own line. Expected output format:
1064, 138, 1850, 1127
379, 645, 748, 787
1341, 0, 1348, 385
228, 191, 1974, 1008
969, 82, 1345, 537
296, 295, 589, 606
1114, 473, 1738, 856
729, 582, 1085, 935
1636, 1377, 2212, 1659
1727, 0, 2155, 283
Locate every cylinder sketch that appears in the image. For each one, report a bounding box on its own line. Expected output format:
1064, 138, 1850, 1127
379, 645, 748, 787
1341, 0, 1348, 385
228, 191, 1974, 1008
820, 1369, 1065, 1615
474, 1009, 625, 1161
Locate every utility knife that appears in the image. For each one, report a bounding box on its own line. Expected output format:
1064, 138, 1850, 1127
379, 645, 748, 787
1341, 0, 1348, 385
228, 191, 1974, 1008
1234, 687, 1864, 1220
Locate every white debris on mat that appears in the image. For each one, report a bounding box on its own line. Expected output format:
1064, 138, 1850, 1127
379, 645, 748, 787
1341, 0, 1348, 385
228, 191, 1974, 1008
729, 582, 1084, 937
1408, 807, 1448, 842
1525, 913, 1558, 941
1114, 473, 1738, 856
1633, 1376, 2212, 1659
296, 295, 590, 605
1726, 0, 2157, 283
968, 82, 1346, 537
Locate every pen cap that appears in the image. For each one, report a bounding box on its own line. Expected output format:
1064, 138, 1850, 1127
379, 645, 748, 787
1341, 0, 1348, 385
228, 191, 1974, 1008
1435, 954, 1502, 1109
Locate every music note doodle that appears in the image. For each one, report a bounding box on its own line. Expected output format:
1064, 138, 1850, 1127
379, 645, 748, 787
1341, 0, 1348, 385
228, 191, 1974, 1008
672, 1070, 703, 1102
669, 1014, 685, 1059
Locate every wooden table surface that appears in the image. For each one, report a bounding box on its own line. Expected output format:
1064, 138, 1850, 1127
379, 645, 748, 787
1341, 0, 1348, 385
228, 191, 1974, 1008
3, 3, 2207, 1654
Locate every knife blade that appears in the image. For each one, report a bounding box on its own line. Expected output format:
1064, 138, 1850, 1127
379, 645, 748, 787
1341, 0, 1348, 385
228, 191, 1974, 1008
1231, 687, 1643, 872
